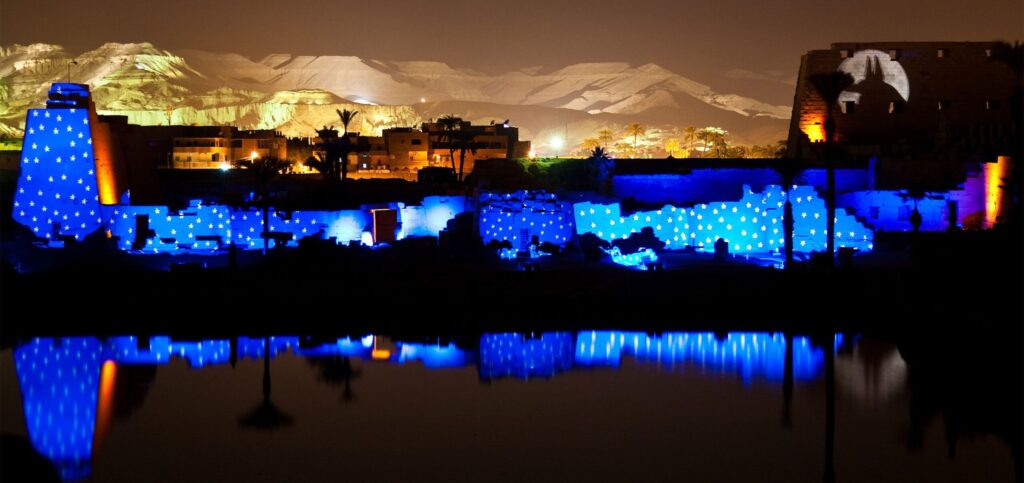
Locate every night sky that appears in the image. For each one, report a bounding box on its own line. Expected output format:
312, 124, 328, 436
1, 0, 1022, 99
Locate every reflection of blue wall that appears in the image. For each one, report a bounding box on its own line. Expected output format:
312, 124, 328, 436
479, 191, 575, 248
294, 336, 375, 358
575, 331, 823, 384
576, 185, 874, 254
396, 343, 469, 369
13, 100, 104, 241
14, 337, 102, 480
478, 333, 576, 380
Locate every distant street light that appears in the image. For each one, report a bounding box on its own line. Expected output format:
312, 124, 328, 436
550, 136, 564, 158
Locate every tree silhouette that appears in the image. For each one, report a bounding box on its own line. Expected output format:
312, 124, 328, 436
437, 115, 461, 175
773, 159, 807, 270
307, 356, 362, 404
453, 129, 477, 182
233, 157, 293, 254
809, 71, 855, 268
336, 108, 359, 136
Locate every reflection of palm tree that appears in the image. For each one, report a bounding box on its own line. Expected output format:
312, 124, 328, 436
239, 336, 293, 430
307, 356, 362, 404
782, 332, 794, 428
809, 72, 855, 268
823, 337, 836, 483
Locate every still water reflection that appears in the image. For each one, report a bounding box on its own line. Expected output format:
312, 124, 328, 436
1, 332, 1018, 482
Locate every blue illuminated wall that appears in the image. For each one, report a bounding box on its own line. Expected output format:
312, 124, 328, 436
575, 185, 874, 254
574, 331, 824, 384
612, 168, 871, 206
478, 333, 576, 380
479, 191, 575, 248
13, 103, 104, 240
14, 337, 103, 480
104, 197, 467, 254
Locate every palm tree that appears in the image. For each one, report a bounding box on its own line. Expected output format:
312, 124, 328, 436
580, 137, 601, 154
774, 159, 807, 270
336, 108, 359, 136
664, 138, 684, 158
597, 128, 614, 149
588, 146, 612, 194
626, 123, 646, 157
683, 126, 698, 155
233, 157, 293, 254
437, 114, 461, 174
453, 129, 477, 182
809, 71, 855, 268
312, 127, 355, 183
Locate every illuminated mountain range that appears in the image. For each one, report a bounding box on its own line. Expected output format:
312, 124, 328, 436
0, 42, 791, 151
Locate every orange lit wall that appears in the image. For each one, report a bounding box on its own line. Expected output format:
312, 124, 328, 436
88, 109, 126, 205
984, 156, 1009, 228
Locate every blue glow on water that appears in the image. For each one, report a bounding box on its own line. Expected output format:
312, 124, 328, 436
478, 333, 576, 380
395, 342, 469, 369
294, 336, 375, 358
14, 337, 102, 480
12, 104, 105, 241
574, 331, 824, 383
574, 185, 873, 254
235, 337, 300, 360
479, 191, 575, 247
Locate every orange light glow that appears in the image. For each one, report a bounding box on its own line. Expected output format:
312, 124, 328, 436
802, 119, 825, 143
984, 156, 1009, 228
94, 360, 117, 450
371, 350, 391, 360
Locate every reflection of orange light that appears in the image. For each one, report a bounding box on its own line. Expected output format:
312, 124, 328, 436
94, 360, 117, 451
371, 350, 391, 360
984, 156, 1008, 228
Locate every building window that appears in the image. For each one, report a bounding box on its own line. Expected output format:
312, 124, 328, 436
938, 100, 952, 111
985, 48, 993, 58
986, 100, 1001, 110
841, 101, 856, 114
870, 206, 880, 219
212, 153, 219, 162
231, 140, 242, 148
411, 139, 422, 145
898, 206, 911, 221
937, 48, 948, 58
889, 101, 904, 114
839, 50, 850, 58
888, 49, 899, 60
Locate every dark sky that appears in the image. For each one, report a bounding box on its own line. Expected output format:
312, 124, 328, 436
2, 0, 1021, 100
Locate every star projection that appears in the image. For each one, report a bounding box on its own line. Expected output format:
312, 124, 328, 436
574, 332, 824, 384
574, 185, 874, 255
479, 191, 575, 248
13, 97, 104, 241
106, 196, 467, 254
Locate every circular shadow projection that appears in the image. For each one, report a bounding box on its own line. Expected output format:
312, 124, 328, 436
837, 49, 910, 105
